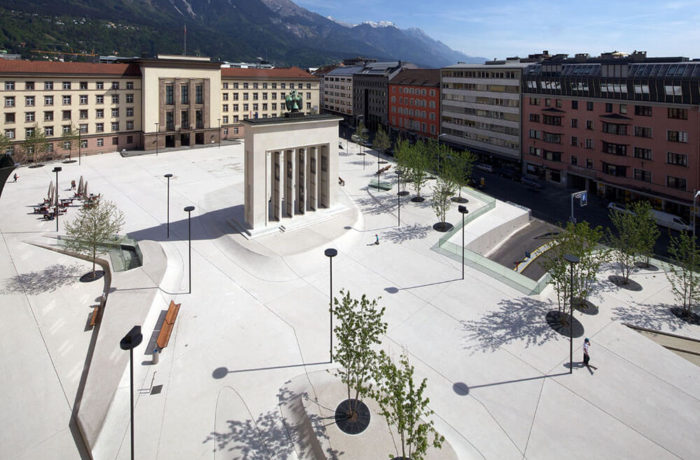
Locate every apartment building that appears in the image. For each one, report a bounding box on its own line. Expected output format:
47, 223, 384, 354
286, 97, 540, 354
0, 57, 320, 159
353, 61, 414, 130
322, 65, 363, 120
440, 61, 530, 166
522, 52, 700, 219
220, 67, 320, 139
388, 68, 440, 140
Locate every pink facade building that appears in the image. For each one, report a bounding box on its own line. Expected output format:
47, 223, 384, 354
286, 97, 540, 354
522, 53, 700, 220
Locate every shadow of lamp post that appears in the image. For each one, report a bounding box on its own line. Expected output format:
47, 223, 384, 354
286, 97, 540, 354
184, 205, 195, 293
324, 248, 337, 363
155, 122, 159, 156
458, 205, 469, 280
396, 170, 403, 227
119, 326, 143, 460
164, 174, 173, 238
52, 166, 62, 232
564, 253, 579, 374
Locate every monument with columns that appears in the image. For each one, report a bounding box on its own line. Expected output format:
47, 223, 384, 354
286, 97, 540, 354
242, 114, 342, 232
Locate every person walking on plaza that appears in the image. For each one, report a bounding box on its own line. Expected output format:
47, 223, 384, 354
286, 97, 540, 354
375, 234, 379, 245
583, 338, 597, 371
13, 173, 18, 182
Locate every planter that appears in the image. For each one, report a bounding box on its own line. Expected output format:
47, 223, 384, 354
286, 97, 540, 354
410, 196, 425, 202
433, 222, 454, 232
335, 398, 371, 435
545, 310, 584, 338
80, 270, 105, 282
451, 196, 468, 203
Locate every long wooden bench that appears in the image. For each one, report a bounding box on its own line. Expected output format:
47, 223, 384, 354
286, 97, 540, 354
156, 300, 181, 349
89, 305, 101, 328
375, 165, 391, 176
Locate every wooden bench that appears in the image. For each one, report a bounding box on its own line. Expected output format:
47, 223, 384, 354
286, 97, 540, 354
375, 165, 391, 176
89, 304, 101, 327
156, 300, 181, 349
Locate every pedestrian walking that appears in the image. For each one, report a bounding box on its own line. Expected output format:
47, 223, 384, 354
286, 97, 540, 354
13, 173, 18, 182
71, 179, 76, 190
583, 338, 590, 367
375, 234, 379, 245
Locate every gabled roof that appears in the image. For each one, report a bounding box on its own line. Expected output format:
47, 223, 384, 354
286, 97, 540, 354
326, 66, 365, 77
221, 66, 317, 79
0, 60, 141, 76
390, 69, 440, 87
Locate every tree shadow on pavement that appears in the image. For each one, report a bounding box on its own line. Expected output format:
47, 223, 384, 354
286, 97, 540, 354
355, 195, 395, 216
612, 302, 686, 332
2, 263, 82, 295
461, 297, 562, 352
382, 224, 431, 243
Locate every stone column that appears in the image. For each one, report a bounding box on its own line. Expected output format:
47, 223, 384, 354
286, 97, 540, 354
307, 146, 317, 211
272, 151, 282, 221
319, 145, 329, 208
284, 149, 295, 217
296, 147, 306, 215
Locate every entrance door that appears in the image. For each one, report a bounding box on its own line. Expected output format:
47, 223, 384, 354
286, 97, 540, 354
180, 133, 190, 146
165, 135, 175, 148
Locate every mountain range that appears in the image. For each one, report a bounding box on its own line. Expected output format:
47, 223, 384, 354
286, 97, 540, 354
0, 0, 485, 67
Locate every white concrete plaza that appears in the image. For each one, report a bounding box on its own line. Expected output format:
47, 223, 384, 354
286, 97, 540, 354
1, 140, 699, 460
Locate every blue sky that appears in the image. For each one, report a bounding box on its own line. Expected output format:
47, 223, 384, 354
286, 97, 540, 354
295, 0, 700, 59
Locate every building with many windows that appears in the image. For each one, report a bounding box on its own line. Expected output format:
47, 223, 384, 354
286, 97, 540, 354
388, 68, 440, 140
353, 61, 414, 130
440, 61, 530, 166
522, 52, 700, 219
322, 65, 363, 120
0, 56, 320, 159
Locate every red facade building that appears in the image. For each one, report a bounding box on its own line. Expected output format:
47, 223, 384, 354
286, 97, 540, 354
388, 69, 440, 140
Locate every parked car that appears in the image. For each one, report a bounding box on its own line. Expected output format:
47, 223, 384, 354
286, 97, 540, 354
521, 174, 543, 190
474, 162, 494, 173
498, 166, 521, 181
607, 202, 691, 231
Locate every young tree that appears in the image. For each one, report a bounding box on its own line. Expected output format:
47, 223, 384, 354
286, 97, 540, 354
629, 201, 660, 267
449, 149, 476, 201
543, 221, 606, 313
665, 232, 700, 317
64, 199, 125, 279
333, 290, 388, 421
61, 126, 80, 160
0, 132, 12, 156
607, 206, 637, 284
394, 139, 412, 194
431, 177, 454, 230
408, 141, 429, 200
23, 125, 51, 164
373, 351, 444, 460
373, 125, 391, 154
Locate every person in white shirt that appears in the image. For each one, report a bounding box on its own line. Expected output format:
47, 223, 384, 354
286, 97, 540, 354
583, 338, 591, 368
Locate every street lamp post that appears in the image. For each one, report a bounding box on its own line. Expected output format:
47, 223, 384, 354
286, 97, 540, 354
52, 166, 62, 232
184, 205, 195, 293
564, 254, 580, 374
164, 174, 173, 238
218, 118, 221, 149
119, 326, 143, 460
155, 122, 159, 156
458, 205, 468, 280
692, 190, 700, 237
77, 128, 82, 166
396, 170, 403, 227
324, 248, 337, 363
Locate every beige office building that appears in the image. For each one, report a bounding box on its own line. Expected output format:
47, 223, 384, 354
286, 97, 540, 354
0, 57, 319, 160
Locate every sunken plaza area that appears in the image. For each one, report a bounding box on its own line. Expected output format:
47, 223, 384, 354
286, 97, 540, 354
1, 140, 700, 460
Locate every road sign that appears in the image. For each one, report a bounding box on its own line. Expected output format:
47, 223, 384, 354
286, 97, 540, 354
579, 191, 587, 207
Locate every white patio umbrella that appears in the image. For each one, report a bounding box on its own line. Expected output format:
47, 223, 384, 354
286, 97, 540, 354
83, 181, 88, 197
78, 176, 84, 195
48, 181, 54, 203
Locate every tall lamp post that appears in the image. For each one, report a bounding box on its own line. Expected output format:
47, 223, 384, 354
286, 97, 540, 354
119, 326, 143, 460
184, 205, 195, 293
458, 205, 469, 280
692, 190, 700, 237
52, 166, 62, 232
396, 170, 403, 227
564, 254, 579, 374
324, 248, 337, 363
164, 174, 173, 238
155, 122, 159, 156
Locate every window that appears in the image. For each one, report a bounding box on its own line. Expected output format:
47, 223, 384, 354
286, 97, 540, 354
26, 81, 34, 90
528, 129, 541, 139
634, 169, 652, 183
262, 93, 268, 100
126, 94, 134, 104
667, 152, 688, 166
111, 81, 119, 90
664, 85, 682, 97
4, 129, 14, 139
112, 137, 118, 145
233, 115, 239, 123
166, 112, 174, 130
529, 97, 539, 105
602, 122, 627, 135
545, 98, 551, 107
80, 95, 88, 105
281, 83, 286, 89
543, 115, 561, 126
79, 81, 88, 90
243, 83, 249, 89
96, 81, 104, 90
233, 104, 239, 111
602, 162, 627, 177
585, 139, 593, 149
79, 124, 88, 134
223, 93, 229, 101
62, 125, 71, 134
602, 141, 627, 156
586, 158, 593, 169
97, 138, 104, 147
605, 103, 613, 113
96, 95, 104, 104
571, 155, 578, 166
571, 119, 577, 128
25, 96, 35, 106
529, 114, 540, 122
44, 126, 54, 136
111, 94, 119, 104
62, 81, 71, 90
543, 132, 561, 144
96, 123, 104, 133
111, 108, 119, 118
63, 95, 71, 105
586, 120, 593, 130
166, 85, 174, 105
195, 85, 203, 104
586, 101, 594, 111
253, 103, 258, 111
25, 112, 35, 122
243, 104, 249, 111
243, 93, 249, 100
223, 104, 229, 112
25, 127, 35, 138
619, 104, 627, 114
181, 111, 188, 128
634, 126, 652, 138
44, 95, 53, 106
80, 109, 88, 119
45, 81, 54, 90
233, 93, 239, 101
667, 176, 686, 190
181, 85, 189, 104
63, 141, 71, 149
126, 81, 134, 90
571, 136, 578, 146
253, 93, 258, 101
668, 108, 688, 120
4, 81, 14, 90
43, 111, 53, 121
126, 136, 133, 144
46, 143, 53, 153
4, 96, 14, 107
222, 115, 229, 124
571, 100, 578, 109
544, 150, 561, 162
634, 147, 652, 160
233, 82, 239, 89
111, 122, 119, 131
4, 113, 14, 123
126, 121, 134, 130
668, 131, 688, 143
126, 107, 134, 117
62, 110, 71, 120
96, 109, 104, 118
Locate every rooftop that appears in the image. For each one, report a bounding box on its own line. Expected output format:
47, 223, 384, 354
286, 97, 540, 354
221, 66, 317, 79
389, 68, 440, 87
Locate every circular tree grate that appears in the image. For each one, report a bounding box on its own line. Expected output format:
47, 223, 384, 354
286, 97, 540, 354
335, 399, 370, 435
80, 270, 105, 283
